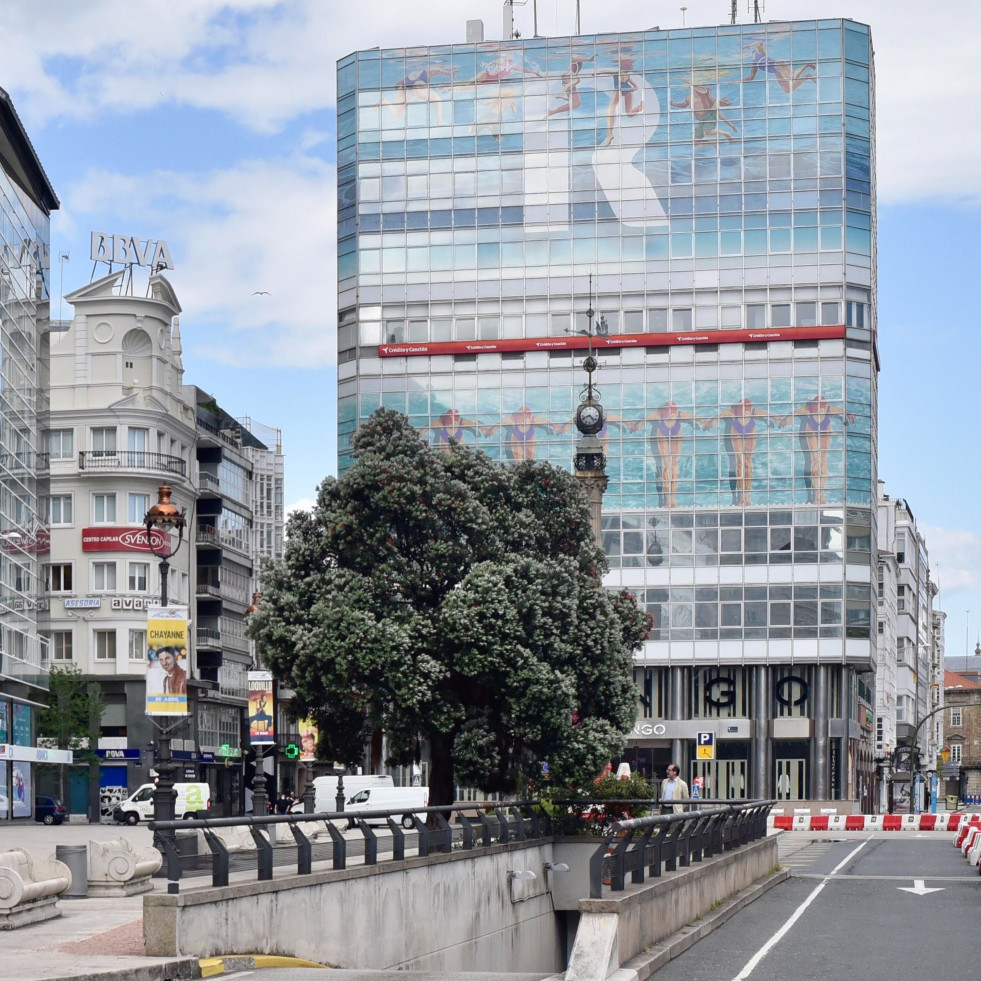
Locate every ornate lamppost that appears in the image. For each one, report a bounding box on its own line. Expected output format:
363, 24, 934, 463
572, 279, 609, 545
246, 591, 271, 817
144, 485, 187, 869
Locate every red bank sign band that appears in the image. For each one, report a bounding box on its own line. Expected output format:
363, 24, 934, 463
377, 325, 846, 358
81, 527, 170, 553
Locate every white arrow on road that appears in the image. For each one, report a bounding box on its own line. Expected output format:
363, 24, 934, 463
898, 879, 945, 896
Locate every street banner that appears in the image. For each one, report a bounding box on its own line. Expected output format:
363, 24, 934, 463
145, 606, 189, 716
248, 671, 275, 744
298, 717, 318, 760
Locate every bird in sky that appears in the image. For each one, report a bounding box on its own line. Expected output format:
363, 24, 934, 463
252, 290, 270, 296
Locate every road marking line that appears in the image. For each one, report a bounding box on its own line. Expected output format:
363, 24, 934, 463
730, 840, 869, 981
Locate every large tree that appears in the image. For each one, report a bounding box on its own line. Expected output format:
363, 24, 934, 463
248, 409, 650, 805
37, 664, 103, 809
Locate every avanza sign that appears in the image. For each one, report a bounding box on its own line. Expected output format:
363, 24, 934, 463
90, 232, 175, 271
81, 527, 170, 553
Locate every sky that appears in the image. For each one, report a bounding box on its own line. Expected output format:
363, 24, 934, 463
4, 0, 981, 655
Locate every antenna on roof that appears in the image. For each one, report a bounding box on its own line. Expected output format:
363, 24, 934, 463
747, 0, 764, 23
731, 1, 737, 25
58, 252, 69, 322
503, 0, 527, 40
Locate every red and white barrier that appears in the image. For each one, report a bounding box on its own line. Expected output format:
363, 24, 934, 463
953, 817, 981, 848
769, 812, 975, 833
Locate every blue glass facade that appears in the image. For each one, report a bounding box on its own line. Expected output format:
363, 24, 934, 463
338, 20, 877, 803
0, 88, 57, 819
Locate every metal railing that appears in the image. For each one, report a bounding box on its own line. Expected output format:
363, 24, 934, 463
149, 798, 774, 897
79, 451, 187, 476
150, 801, 549, 893
586, 799, 776, 898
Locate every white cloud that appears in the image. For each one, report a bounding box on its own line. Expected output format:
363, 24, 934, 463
286, 496, 316, 518
7, 0, 981, 201
921, 525, 981, 595
62, 153, 336, 368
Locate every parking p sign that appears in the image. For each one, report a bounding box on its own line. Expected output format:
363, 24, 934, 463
696, 731, 715, 760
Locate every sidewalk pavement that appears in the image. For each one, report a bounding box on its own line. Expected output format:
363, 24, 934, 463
0, 819, 198, 980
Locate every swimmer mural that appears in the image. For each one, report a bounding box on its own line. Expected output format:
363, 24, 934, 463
341, 21, 873, 513
386, 385, 861, 511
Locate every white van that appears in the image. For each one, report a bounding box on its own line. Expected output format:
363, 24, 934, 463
112, 782, 211, 824
345, 786, 430, 828
291, 774, 394, 814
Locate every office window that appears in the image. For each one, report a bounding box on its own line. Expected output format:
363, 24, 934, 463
128, 561, 149, 592
44, 563, 73, 593
672, 309, 692, 331
47, 631, 73, 661
91, 427, 117, 457
46, 495, 73, 525
93, 493, 116, 523
46, 429, 74, 460
950, 743, 962, 764
94, 630, 117, 660
92, 561, 117, 592
771, 304, 792, 327
950, 707, 962, 727
746, 304, 766, 329
129, 629, 147, 661
128, 493, 150, 524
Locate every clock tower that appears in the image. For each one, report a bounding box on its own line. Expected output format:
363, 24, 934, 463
573, 292, 609, 547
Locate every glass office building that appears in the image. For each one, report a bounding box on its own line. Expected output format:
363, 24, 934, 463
337, 19, 877, 804
0, 87, 58, 819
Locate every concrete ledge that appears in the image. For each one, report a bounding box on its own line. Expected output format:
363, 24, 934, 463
42, 959, 201, 981
620, 867, 790, 980
0, 895, 62, 930
566, 836, 779, 979
87, 877, 155, 898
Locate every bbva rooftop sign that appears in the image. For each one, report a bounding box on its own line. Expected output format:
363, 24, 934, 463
90, 232, 174, 271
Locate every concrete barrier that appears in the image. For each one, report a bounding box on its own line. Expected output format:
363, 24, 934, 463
564, 835, 779, 980
87, 838, 162, 897
0, 849, 72, 929
145, 840, 564, 974
145, 832, 780, 976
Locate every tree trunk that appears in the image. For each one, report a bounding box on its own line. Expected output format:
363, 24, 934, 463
427, 731, 456, 807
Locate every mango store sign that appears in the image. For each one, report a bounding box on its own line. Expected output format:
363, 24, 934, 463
90, 232, 174, 271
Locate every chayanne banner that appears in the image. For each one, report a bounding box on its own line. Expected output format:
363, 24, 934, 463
145, 606, 189, 716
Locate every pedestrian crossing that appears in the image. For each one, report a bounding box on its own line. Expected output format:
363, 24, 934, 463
778, 838, 838, 874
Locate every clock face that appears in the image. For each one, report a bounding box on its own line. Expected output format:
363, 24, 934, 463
576, 402, 603, 436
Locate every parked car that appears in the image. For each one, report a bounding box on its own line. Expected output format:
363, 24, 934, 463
35, 795, 66, 825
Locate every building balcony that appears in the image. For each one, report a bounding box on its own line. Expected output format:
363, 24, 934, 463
1, 452, 49, 474
79, 451, 187, 478
197, 627, 221, 650
195, 524, 219, 547
198, 471, 220, 497
196, 581, 221, 599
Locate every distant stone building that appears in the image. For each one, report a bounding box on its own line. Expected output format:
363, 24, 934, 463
944, 658, 981, 803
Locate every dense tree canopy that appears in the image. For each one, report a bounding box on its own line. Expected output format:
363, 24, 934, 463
248, 409, 650, 805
